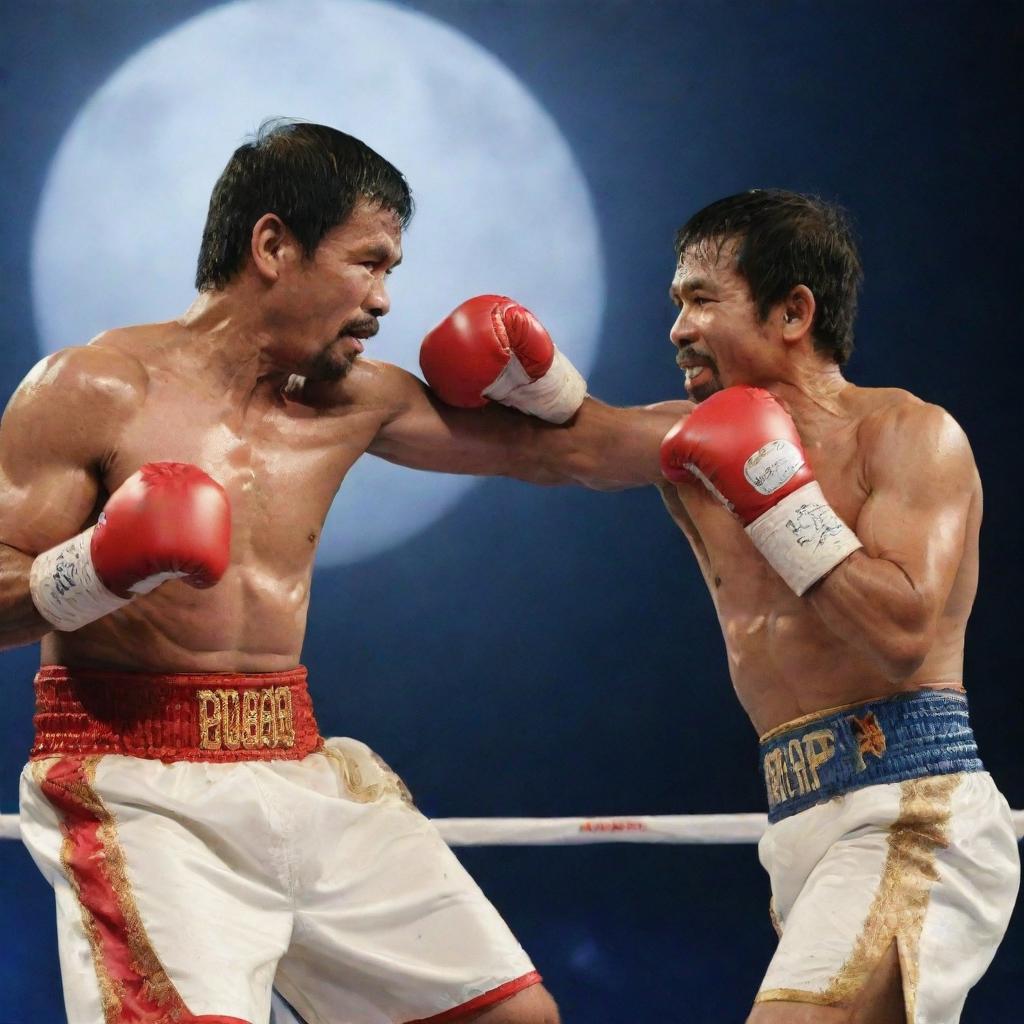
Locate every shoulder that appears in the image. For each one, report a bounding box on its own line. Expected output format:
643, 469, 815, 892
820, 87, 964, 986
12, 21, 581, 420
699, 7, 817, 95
857, 387, 976, 486
2, 339, 148, 450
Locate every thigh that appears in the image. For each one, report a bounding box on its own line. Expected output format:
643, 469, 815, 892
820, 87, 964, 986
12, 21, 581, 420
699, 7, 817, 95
21, 754, 293, 1024
276, 738, 539, 1024
755, 774, 1015, 1023
914, 772, 1020, 1022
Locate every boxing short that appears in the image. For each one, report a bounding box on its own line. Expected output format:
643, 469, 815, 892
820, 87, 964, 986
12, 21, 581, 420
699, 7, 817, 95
19, 666, 539, 1024
754, 690, 1019, 1022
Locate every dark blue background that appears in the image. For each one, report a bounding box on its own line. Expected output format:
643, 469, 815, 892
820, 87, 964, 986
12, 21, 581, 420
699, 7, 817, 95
1, 2, 1021, 1021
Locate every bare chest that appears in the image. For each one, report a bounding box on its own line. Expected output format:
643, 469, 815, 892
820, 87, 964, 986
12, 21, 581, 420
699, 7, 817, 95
105, 387, 380, 568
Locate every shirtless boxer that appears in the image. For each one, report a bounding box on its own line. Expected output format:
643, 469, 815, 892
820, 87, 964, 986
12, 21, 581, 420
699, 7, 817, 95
424, 190, 1020, 1023
1, 120, 680, 1024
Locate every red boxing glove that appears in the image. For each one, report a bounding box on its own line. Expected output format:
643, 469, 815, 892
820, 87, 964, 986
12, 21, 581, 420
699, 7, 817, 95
30, 462, 231, 631
660, 387, 861, 594
419, 294, 586, 423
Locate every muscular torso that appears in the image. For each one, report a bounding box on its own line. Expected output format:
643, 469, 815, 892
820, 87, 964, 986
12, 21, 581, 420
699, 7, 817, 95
43, 325, 389, 673
657, 386, 980, 734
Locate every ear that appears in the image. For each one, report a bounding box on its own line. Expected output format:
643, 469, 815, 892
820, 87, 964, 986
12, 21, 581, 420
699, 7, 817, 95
780, 284, 816, 345
250, 213, 296, 283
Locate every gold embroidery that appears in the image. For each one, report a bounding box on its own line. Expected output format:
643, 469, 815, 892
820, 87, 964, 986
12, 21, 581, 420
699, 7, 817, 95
787, 738, 810, 795
759, 698, 886, 742
763, 730, 838, 806
803, 729, 835, 789
323, 744, 381, 803
39, 757, 189, 1022
322, 745, 415, 806
220, 689, 241, 749
762, 747, 790, 807
258, 689, 277, 747
275, 687, 295, 747
756, 774, 960, 1017
197, 690, 221, 750
241, 690, 260, 748
196, 686, 296, 751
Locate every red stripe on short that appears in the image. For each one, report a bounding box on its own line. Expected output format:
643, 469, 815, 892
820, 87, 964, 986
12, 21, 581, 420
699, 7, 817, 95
406, 971, 543, 1023
41, 756, 249, 1023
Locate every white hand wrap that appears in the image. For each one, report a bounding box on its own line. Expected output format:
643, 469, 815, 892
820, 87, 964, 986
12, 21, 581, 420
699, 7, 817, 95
29, 527, 131, 631
482, 347, 587, 424
745, 481, 863, 596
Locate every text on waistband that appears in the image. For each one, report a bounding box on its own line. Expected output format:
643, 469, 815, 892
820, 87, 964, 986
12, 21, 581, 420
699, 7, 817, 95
197, 687, 296, 751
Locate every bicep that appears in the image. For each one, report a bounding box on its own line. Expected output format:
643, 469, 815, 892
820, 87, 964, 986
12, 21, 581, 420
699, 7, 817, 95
854, 407, 976, 605
0, 354, 125, 554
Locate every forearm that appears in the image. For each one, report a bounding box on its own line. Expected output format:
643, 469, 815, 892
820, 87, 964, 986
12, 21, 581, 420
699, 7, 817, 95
807, 549, 932, 681
522, 397, 684, 491
0, 544, 53, 649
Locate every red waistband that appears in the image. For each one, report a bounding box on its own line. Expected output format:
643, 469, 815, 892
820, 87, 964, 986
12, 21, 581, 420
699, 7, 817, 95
31, 665, 322, 763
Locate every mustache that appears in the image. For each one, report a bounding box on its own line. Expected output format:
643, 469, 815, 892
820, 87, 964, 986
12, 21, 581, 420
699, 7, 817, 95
340, 317, 379, 340
676, 350, 717, 371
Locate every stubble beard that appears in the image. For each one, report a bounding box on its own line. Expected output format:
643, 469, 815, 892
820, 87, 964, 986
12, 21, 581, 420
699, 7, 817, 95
307, 340, 357, 383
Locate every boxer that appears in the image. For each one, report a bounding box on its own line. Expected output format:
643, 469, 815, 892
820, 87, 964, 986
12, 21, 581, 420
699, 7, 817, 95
1, 120, 681, 1024
423, 190, 1020, 1023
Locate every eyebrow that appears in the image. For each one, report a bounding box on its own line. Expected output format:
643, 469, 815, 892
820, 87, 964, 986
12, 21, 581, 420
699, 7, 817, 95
363, 244, 402, 268
668, 276, 712, 304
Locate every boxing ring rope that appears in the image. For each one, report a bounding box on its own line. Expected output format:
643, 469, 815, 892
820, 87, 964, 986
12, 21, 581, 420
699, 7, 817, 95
2, 810, 1023, 845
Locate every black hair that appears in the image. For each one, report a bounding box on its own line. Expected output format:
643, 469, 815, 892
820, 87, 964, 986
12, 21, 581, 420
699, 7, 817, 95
195, 118, 413, 291
674, 189, 862, 364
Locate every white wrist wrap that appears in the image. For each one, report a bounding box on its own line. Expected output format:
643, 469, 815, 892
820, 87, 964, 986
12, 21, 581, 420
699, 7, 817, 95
745, 481, 863, 596
483, 347, 587, 424
29, 527, 131, 631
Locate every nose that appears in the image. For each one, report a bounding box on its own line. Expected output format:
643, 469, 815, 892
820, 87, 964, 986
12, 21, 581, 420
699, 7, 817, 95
366, 276, 390, 319
669, 307, 697, 348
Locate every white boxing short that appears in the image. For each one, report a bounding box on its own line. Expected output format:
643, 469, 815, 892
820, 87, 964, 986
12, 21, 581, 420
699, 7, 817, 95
754, 692, 1019, 1023
19, 666, 539, 1024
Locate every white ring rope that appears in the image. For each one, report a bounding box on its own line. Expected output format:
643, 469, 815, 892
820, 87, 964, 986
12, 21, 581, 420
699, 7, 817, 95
2, 810, 1023, 846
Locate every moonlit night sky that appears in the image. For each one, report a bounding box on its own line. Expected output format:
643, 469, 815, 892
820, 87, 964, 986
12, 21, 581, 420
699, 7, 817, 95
30, 0, 605, 568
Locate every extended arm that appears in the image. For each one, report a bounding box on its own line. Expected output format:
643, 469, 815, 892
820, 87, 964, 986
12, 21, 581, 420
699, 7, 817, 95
806, 403, 976, 680
368, 364, 685, 489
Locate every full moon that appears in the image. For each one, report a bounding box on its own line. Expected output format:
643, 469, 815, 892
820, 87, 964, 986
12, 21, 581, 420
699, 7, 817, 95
31, 0, 604, 568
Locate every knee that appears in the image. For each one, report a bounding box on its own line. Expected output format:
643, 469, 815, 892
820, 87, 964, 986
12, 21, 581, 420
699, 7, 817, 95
478, 983, 560, 1024
511, 984, 560, 1024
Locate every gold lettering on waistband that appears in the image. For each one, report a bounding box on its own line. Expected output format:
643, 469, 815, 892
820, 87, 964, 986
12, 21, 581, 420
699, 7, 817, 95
763, 748, 790, 807
197, 690, 221, 750
803, 729, 835, 789
275, 687, 295, 747
220, 689, 241, 749
195, 686, 297, 751
241, 690, 260, 749
763, 728, 838, 807
787, 738, 810, 796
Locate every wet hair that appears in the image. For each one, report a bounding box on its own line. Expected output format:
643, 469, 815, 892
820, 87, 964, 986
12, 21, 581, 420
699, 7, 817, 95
674, 189, 862, 365
195, 118, 413, 291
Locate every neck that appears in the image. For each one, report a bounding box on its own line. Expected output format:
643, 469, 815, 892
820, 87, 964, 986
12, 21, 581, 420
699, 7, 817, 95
763, 359, 850, 418
176, 284, 290, 400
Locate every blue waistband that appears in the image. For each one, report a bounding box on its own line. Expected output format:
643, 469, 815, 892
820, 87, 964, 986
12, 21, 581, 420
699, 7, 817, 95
759, 690, 982, 823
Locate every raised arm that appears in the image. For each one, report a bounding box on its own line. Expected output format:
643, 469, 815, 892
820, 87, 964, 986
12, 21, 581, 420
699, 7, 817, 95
0, 347, 140, 648
806, 401, 977, 680
367, 362, 685, 490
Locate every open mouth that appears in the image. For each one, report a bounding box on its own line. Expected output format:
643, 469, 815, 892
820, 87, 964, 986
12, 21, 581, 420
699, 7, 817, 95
683, 365, 714, 391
